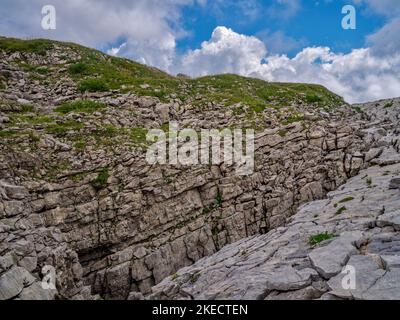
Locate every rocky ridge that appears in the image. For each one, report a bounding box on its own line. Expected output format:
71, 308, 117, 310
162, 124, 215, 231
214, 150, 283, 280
0, 37, 399, 300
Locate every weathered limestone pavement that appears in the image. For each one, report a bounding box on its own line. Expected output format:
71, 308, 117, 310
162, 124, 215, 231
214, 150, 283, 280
150, 100, 400, 300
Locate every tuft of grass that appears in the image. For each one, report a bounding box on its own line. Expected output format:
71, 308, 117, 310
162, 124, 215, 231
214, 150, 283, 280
278, 129, 288, 137
45, 120, 84, 136
215, 191, 222, 208
55, 100, 106, 114
309, 232, 335, 246
20, 104, 35, 113
16, 114, 52, 125
68, 62, 87, 75
78, 78, 108, 92
74, 140, 86, 151
171, 273, 179, 281
337, 196, 354, 204
281, 114, 304, 125
130, 127, 148, 145
0, 130, 17, 138
335, 206, 347, 215
91, 168, 109, 190
305, 94, 323, 104
383, 102, 394, 109
189, 272, 201, 284
36, 67, 50, 75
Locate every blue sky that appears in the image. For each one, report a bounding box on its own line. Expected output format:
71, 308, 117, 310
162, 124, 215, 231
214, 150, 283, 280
1, 0, 399, 103
177, 0, 385, 56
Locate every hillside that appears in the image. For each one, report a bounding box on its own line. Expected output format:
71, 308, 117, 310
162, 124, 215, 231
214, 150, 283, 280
0, 37, 399, 300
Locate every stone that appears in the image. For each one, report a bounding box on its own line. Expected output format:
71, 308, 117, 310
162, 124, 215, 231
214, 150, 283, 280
362, 270, 400, 300
0, 267, 35, 300
18, 282, 56, 300
309, 232, 362, 280
327, 255, 385, 299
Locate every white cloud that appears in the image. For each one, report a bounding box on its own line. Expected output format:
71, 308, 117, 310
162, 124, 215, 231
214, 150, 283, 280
0, 0, 199, 71
178, 26, 400, 103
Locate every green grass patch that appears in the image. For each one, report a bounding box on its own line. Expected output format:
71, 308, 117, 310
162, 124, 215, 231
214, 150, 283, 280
45, 120, 84, 136
73, 140, 86, 151
278, 129, 288, 137
281, 114, 304, 125
335, 206, 347, 215
16, 114, 52, 125
309, 232, 335, 246
20, 104, 35, 113
68, 62, 87, 75
130, 127, 148, 145
0, 130, 17, 138
0, 37, 53, 55
305, 94, 323, 104
338, 196, 354, 204
383, 102, 394, 109
78, 78, 108, 92
92, 168, 109, 190
55, 100, 106, 114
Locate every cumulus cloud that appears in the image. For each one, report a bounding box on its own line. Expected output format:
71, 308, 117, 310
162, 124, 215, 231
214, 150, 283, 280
178, 26, 400, 103
351, 0, 400, 57
0, 0, 200, 71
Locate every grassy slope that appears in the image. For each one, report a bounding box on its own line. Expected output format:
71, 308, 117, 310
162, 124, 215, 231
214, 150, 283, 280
0, 37, 348, 182
0, 37, 345, 113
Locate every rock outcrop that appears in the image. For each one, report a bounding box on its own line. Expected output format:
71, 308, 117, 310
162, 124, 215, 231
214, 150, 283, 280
0, 38, 399, 300
150, 99, 400, 300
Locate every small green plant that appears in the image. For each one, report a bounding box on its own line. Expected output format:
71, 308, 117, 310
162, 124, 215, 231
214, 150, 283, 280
278, 129, 288, 137
74, 140, 86, 151
338, 196, 354, 204
366, 177, 372, 188
78, 78, 107, 92
202, 207, 211, 214
352, 106, 362, 113
305, 94, 323, 104
130, 127, 148, 145
28, 131, 40, 142
215, 191, 222, 208
68, 62, 87, 74
20, 104, 35, 113
0, 130, 17, 138
281, 114, 304, 125
383, 102, 394, 109
36, 67, 49, 75
171, 273, 179, 281
309, 232, 335, 246
46, 120, 84, 135
55, 100, 106, 114
335, 206, 347, 215
91, 168, 109, 190
189, 272, 201, 284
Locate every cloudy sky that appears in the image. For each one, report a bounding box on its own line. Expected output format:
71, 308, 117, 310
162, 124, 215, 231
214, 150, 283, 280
1, 0, 399, 103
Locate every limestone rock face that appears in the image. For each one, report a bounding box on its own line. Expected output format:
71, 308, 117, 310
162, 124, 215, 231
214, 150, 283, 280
0, 42, 400, 300
150, 161, 400, 300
